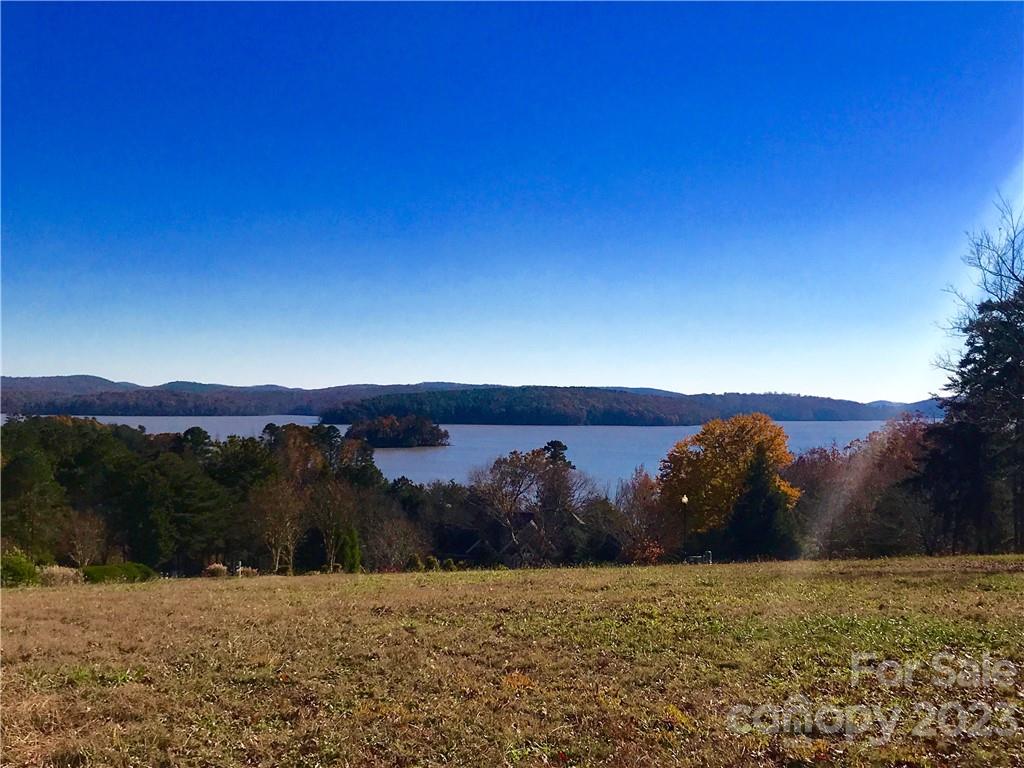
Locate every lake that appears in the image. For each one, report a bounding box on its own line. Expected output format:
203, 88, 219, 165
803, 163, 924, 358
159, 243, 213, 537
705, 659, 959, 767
44, 415, 887, 489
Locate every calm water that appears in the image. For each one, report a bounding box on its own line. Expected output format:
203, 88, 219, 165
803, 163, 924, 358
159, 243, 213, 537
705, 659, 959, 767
40, 415, 886, 489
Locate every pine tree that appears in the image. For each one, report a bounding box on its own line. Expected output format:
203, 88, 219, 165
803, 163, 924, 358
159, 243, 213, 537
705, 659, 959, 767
727, 447, 800, 561
940, 201, 1024, 551
341, 524, 362, 573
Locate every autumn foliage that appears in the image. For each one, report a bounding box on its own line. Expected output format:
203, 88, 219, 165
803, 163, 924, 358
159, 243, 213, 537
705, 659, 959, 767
657, 413, 799, 551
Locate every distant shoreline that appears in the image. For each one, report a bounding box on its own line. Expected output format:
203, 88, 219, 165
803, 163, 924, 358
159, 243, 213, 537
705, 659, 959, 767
0, 415, 893, 486
2, 412, 917, 426
1, 378, 942, 425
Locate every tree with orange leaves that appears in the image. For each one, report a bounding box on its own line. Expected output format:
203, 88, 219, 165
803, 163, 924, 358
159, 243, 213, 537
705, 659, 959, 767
657, 412, 799, 552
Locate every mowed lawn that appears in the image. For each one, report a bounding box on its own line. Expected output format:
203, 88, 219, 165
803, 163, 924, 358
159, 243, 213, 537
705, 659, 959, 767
3, 558, 1023, 767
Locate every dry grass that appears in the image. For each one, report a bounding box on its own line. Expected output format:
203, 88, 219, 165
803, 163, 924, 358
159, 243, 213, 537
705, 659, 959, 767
2, 557, 1023, 767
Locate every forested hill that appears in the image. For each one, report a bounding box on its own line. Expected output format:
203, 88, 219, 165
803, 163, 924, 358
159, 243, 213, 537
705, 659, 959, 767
2, 376, 940, 423
1, 375, 141, 394
0, 378, 493, 417
321, 387, 940, 426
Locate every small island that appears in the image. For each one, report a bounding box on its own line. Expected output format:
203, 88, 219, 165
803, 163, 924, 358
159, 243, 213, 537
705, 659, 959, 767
344, 415, 450, 448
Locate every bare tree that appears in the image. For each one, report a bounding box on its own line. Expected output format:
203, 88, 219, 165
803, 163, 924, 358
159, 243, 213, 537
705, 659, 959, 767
962, 196, 1023, 304
468, 450, 544, 547
533, 451, 600, 561
62, 509, 107, 567
359, 498, 430, 571
470, 445, 601, 564
249, 478, 306, 574
308, 475, 356, 572
943, 197, 1024, 361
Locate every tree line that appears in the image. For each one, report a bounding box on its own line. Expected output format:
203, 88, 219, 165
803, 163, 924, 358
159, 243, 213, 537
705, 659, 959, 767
320, 386, 930, 426
0, 381, 493, 418
3, 381, 931, 424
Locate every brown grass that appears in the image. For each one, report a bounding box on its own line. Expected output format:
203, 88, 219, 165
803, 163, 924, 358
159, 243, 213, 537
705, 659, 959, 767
2, 557, 1023, 767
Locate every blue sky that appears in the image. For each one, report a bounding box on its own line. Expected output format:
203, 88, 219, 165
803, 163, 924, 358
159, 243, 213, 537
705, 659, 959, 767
2, 3, 1021, 402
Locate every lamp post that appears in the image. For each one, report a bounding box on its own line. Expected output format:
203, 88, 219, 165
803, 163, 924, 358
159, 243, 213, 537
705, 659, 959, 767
680, 494, 689, 555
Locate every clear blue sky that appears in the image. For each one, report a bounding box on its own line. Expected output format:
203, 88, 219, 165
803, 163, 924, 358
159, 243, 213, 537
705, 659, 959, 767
3, 3, 1021, 402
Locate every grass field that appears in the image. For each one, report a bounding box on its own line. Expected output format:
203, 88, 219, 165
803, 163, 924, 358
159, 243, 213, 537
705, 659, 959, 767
3, 558, 1023, 767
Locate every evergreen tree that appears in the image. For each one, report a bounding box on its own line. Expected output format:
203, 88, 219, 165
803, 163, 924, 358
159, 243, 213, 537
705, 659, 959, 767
341, 524, 362, 573
0, 448, 68, 560
939, 201, 1023, 551
920, 421, 1000, 553
727, 447, 800, 561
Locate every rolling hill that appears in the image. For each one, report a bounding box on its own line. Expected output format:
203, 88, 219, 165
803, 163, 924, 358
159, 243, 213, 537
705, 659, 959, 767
0, 377, 496, 417
0, 375, 140, 394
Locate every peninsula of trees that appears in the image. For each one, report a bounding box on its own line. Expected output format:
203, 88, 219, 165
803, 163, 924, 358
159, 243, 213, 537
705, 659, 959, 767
321, 388, 939, 426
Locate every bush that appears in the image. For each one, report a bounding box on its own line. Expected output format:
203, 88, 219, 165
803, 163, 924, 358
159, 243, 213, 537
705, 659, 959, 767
1, 549, 39, 587
621, 540, 665, 566
424, 555, 441, 571
40, 565, 84, 587
202, 562, 228, 578
83, 562, 158, 584
405, 553, 424, 572
237, 566, 259, 578
442, 558, 457, 572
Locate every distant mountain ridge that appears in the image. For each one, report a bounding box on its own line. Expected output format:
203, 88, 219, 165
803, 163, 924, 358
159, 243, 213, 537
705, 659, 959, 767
1, 375, 942, 424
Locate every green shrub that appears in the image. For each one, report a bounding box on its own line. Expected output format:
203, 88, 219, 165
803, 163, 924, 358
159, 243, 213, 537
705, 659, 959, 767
83, 562, 158, 584
40, 565, 84, 586
405, 554, 424, 572
424, 555, 441, 571
1, 549, 39, 587
442, 558, 457, 572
